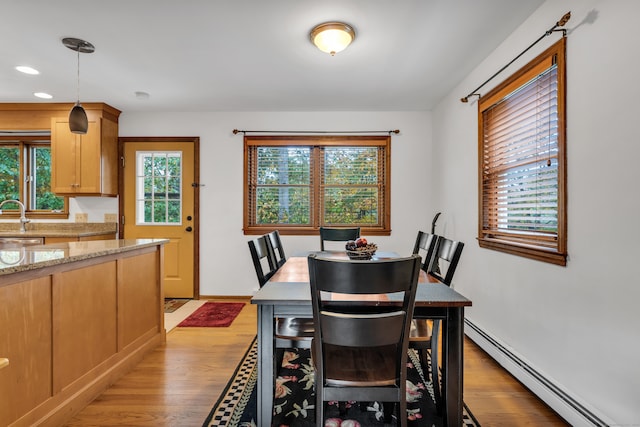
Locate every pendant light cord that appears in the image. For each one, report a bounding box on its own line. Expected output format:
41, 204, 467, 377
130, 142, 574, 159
76, 48, 80, 103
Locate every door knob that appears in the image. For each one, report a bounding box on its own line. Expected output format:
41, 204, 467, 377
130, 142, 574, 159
185, 226, 193, 232
186, 215, 192, 221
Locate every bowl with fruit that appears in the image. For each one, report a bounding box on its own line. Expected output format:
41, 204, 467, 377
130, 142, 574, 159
345, 237, 378, 260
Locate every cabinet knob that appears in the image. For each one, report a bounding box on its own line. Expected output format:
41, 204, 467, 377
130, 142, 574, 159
0, 358, 8, 370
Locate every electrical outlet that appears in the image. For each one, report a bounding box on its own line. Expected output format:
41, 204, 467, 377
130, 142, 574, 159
75, 213, 88, 223
104, 213, 117, 223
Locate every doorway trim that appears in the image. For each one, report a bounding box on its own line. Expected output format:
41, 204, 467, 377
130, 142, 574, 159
118, 136, 200, 299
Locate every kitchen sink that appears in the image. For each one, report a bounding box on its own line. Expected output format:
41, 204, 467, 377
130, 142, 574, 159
0, 237, 44, 249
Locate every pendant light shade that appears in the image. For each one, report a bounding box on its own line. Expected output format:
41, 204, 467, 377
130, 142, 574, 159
62, 37, 94, 134
69, 102, 88, 133
310, 22, 355, 56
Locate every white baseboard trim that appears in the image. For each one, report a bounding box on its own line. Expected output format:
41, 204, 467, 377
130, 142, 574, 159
464, 319, 614, 427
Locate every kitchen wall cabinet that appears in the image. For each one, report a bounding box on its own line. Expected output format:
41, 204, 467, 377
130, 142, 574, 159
51, 116, 119, 196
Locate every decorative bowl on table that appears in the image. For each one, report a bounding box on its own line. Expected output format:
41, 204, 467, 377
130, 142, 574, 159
345, 238, 377, 260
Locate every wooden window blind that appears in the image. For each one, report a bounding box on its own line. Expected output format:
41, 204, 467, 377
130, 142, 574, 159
244, 135, 390, 236
478, 38, 567, 265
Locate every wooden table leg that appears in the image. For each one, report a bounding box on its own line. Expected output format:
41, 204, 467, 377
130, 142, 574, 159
442, 307, 464, 426
257, 305, 274, 427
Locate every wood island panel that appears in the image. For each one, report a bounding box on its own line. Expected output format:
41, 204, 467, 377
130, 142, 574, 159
0, 277, 52, 426
52, 261, 118, 392
118, 251, 161, 350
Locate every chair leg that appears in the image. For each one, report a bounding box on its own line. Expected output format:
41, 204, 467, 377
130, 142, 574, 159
399, 396, 408, 427
315, 386, 324, 427
382, 402, 394, 424
338, 401, 347, 416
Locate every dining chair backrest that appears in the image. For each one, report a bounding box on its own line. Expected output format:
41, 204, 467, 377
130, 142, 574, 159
427, 236, 464, 286
248, 235, 277, 287
412, 230, 439, 272
266, 230, 286, 268
308, 254, 421, 426
319, 226, 360, 251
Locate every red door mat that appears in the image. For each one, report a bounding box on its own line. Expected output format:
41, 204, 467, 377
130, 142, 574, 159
177, 302, 245, 327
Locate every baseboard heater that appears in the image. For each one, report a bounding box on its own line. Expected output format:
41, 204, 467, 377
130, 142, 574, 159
464, 319, 610, 427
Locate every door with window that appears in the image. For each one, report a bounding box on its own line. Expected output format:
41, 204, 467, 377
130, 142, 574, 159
121, 138, 198, 298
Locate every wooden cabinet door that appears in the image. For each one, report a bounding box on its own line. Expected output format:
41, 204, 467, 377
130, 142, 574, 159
51, 118, 79, 193
51, 118, 101, 194
76, 121, 101, 193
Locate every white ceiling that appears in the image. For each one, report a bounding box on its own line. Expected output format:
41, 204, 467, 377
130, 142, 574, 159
1, 0, 544, 113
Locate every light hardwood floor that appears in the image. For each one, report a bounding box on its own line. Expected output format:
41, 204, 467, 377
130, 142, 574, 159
65, 299, 569, 426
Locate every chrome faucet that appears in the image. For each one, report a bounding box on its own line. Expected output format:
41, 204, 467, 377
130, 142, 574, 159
0, 199, 30, 233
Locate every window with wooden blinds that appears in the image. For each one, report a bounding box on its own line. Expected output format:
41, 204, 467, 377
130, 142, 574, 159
478, 38, 567, 265
244, 135, 391, 235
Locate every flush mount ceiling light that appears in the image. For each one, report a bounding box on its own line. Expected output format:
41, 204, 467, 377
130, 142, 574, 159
62, 37, 94, 134
310, 22, 355, 56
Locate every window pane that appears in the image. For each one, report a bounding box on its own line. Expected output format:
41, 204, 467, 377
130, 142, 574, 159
136, 151, 182, 225
257, 147, 310, 185
255, 147, 311, 225
323, 147, 379, 225
32, 146, 64, 210
256, 187, 310, 224
324, 147, 378, 185
324, 187, 378, 224
0, 146, 20, 203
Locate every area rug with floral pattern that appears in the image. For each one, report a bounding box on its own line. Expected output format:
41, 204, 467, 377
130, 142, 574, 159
203, 337, 480, 427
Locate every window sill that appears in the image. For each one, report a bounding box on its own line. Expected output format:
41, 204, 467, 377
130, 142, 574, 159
244, 226, 391, 236
1, 212, 69, 220
478, 237, 567, 266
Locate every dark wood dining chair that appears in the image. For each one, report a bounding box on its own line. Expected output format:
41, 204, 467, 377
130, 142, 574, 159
266, 230, 286, 268
319, 226, 360, 251
412, 230, 439, 271
248, 235, 276, 287
248, 235, 314, 348
308, 254, 421, 427
409, 233, 464, 414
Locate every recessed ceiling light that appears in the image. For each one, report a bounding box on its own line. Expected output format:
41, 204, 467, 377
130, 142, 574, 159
34, 92, 53, 99
16, 66, 40, 75
135, 91, 150, 100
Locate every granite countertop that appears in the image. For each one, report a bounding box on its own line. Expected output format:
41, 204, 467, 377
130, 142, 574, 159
0, 239, 168, 276
0, 222, 117, 238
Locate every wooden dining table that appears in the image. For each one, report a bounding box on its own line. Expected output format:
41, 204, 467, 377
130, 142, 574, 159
250, 251, 472, 427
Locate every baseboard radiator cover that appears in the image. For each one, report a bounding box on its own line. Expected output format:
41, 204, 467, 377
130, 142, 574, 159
464, 319, 614, 427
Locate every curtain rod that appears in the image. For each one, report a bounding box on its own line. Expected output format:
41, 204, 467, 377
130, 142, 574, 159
460, 11, 571, 103
233, 129, 400, 135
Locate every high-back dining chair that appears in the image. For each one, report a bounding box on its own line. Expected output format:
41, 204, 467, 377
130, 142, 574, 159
409, 233, 464, 414
319, 226, 360, 251
412, 230, 439, 271
427, 237, 464, 286
248, 235, 314, 349
266, 230, 286, 269
248, 235, 276, 287
308, 254, 421, 427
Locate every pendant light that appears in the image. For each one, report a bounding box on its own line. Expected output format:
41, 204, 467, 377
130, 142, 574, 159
62, 37, 94, 134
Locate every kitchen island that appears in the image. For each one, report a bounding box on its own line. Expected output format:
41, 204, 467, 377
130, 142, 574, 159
0, 239, 167, 427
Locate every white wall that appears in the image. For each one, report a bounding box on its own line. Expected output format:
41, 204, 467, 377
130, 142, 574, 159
118, 111, 434, 297
432, 0, 640, 425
